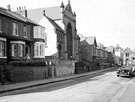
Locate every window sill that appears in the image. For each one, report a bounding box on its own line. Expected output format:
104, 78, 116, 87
34, 56, 45, 58
0, 56, 7, 58
12, 34, 19, 36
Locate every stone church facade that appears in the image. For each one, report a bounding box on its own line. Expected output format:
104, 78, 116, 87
60, 1, 80, 61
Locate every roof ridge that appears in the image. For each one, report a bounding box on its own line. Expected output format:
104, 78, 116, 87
45, 15, 64, 32
28, 6, 60, 11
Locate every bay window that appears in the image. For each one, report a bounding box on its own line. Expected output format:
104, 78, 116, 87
34, 42, 45, 58
34, 26, 45, 39
10, 41, 25, 58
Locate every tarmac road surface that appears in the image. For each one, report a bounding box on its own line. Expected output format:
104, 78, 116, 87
0, 69, 134, 102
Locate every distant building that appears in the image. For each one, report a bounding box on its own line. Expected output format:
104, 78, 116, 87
105, 46, 115, 65
123, 47, 135, 66
80, 36, 97, 65
114, 44, 123, 66
79, 35, 114, 68
16, 1, 80, 62
97, 43, 104, 49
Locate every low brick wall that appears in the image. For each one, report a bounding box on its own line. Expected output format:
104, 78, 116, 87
10, 66, 49, 83
54, 61, 75, 77
99, 63, 111, 69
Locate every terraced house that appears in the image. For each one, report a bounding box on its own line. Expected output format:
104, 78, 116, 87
79, 35, 115, 70
0, 5, 46, 63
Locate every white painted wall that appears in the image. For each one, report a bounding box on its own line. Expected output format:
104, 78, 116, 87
39, 17, 57, 56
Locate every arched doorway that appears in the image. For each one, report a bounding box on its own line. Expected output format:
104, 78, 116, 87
125, 58, 128, 66
67, 23, 73, 59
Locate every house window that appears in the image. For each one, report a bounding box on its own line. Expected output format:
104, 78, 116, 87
13, 22, 18, 36
10, 41, 25, 57
11, 44, 17, 57
34, 42, 45, 58
40, 44, 44, 56
35, 43, 39, 56
34, 27, 38, 38
0, 40, 6, 57
126, 53, 129, 57
40, 45, 42, 56
24, 25, 27, 38
18, 44, 24, 57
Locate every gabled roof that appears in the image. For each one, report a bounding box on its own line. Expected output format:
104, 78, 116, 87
79, 34, 86, 41
80, 36, 97, 47
0, 7, 38, 25
97, 43, 104, 49
45, 16, 64, 32
85, 36, 97, 47
123, 47, 132, 53
106, 46, 115, 53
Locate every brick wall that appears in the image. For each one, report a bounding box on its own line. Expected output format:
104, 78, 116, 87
54, 60, 75, 77
10, 66, 49, 83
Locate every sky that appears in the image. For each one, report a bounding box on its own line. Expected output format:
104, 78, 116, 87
0, 0, 135, 50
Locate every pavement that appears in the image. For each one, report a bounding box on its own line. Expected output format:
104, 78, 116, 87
118, 79, 135, 102
0, 67, 117, 94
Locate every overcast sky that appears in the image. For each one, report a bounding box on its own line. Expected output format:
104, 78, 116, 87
1, 0, 135, 50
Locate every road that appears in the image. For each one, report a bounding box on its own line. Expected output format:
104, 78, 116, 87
0, 69, 134, 102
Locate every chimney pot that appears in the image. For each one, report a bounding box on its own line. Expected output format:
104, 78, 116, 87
19, 6, 21, 10
43, 10, 46, 16
7, 5, 11, 11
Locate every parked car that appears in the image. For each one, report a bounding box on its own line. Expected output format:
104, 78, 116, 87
116, 66, 134, 77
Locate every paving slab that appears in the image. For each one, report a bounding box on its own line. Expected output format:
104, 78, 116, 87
119, 82, 135, 102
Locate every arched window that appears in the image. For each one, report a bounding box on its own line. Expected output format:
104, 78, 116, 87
67, 23, 73, 59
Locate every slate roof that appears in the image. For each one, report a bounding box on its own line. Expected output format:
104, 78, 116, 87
0, 7, 38, 25
79, 35, 87, 41
80, 36, 97, 47
85, 36, 97, 46
97, 43, 105, 49
106, 46, 115, 53
25, 6, 61, 23
123, 47, 132, 53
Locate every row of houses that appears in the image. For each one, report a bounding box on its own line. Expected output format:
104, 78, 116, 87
79, 35, 114, 69
0, 6, 46, 63
79, 34, 135, 68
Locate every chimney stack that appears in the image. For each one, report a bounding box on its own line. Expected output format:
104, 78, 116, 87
7, 5, 11, 11
43, 10, 46, 16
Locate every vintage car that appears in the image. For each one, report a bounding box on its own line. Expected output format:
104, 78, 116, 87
116, 66, 133, 77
